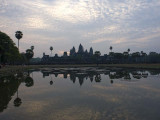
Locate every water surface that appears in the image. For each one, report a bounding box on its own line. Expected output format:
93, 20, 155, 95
0, 67, 160, 120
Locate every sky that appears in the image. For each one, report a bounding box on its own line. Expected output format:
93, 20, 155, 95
0, 0, 160, 57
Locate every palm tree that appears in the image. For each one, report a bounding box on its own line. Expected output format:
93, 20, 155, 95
128, 48, 130, 53
110, 46, 113, 52
15, 31, 23, 50
14, 90, 22, 107
31, 46, 34, 51
50, 46, 53, 56
127, 48, 131, 63
50, 75, 53, 85
25, 49, 34, 65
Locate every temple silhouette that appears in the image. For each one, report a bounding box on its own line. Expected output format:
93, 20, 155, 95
41, 44, 106, 64
39, 43, 160, 64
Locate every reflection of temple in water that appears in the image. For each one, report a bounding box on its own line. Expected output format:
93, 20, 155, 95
0, 68, 159, 113
40, 68, 156, 86
41, 70, 102, 86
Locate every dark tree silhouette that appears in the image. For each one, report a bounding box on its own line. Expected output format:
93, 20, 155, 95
0, 31, 20, 64
50, 75, 53, 85
25, 76, 34, 87
50, 46, 53, 56
15, 31, 23, 50
31, 46, 34, 51
94, 51, 101, 57
14, 90, 22, 107
110, 46, 113, 52
128, 48, 130, 53
94, 51, 101, 66
50, 81, 53, 85
95, 74, 101, 82
25, 49, 34, 64
110, 80, 113, 84
26, 49, 34, 59
40, 43, 160, 64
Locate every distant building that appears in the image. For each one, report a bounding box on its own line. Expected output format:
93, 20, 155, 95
41, 44, 109, 64
89, 47, 93, 56
78, 44, 84, 54
70, 46, 76, 56
63, 52, 68, 57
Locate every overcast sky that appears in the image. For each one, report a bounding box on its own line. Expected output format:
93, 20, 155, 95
0, 0, 160, 57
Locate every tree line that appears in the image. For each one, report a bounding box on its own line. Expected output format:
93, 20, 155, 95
41, 44, 160, 64
1, 31, 160, 65
0, 31, 34, 65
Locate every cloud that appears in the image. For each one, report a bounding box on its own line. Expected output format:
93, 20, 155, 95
24, 16, 49, 29
0, 0, 160, 57
92, 38, 109, 44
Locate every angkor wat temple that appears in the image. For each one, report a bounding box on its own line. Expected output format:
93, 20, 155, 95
41, 44, 107, 64
40, 44, 160, 64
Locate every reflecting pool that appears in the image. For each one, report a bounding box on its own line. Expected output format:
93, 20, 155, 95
0, 67, 160, 120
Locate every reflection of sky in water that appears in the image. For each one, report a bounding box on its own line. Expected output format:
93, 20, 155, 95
0, 70, 160, 120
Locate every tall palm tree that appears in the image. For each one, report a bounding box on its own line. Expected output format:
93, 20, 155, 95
50, 46, 53, 56
50, 75, 53, 85
128, 48, 130, 53
31, 46, 34, 51
110, 46, 113, 52
15, 31, 23, 50
14, 90, 22, 107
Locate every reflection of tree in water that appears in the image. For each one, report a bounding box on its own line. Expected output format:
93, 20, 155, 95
109, 73, 115, 80
148, 70, 160, 75
110, 79, 114, 84
42, 68, 158, 86
109, 71, 126, 79
25, 76, 34, 87
14, 90, 22, 107
0, 71, 35, 111
141, 70, 149, 78
95, 74, 101, 82
109, 71, 132, 83
50, 75, 53, 85
0, 75, 22, 112
131, 71, 142, 79
50, 81, 53, 85
123, 71, 131, 80
132, 75, 142, 79
108, 70, 151, 81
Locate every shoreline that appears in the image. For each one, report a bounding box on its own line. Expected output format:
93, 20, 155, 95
0, 64, 160, 77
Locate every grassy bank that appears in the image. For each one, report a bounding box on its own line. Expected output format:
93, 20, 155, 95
0, 64, 160, 77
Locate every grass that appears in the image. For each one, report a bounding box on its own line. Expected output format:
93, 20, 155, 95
0, 64, 160, 77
